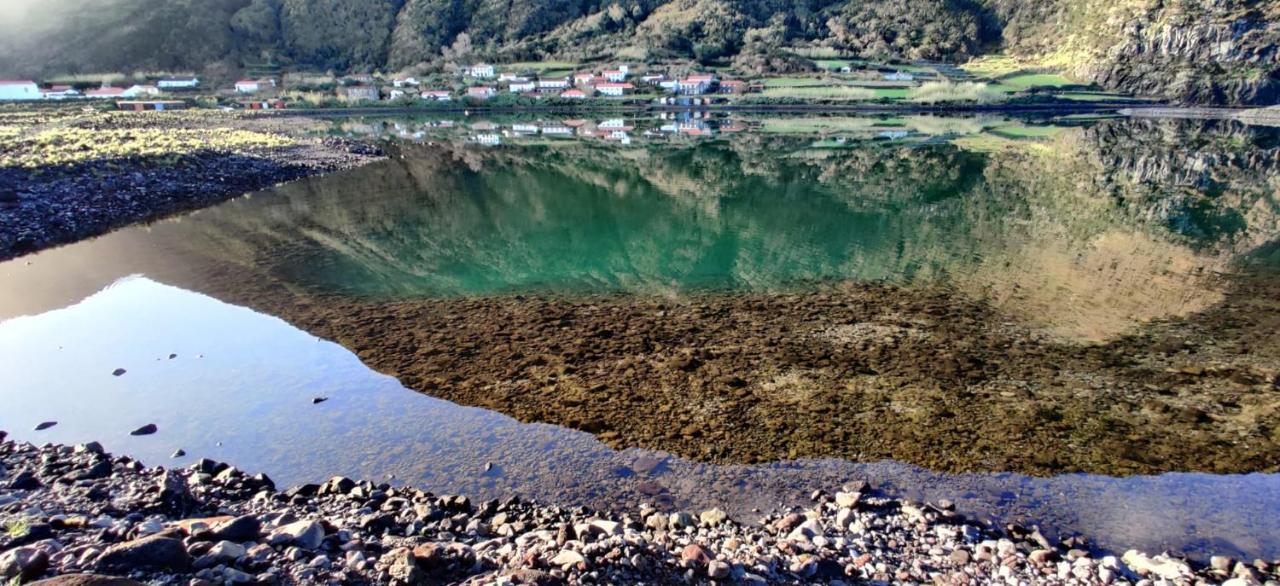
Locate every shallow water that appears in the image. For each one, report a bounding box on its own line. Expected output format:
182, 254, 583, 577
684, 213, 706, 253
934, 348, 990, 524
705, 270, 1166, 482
1, 114, 1278, 560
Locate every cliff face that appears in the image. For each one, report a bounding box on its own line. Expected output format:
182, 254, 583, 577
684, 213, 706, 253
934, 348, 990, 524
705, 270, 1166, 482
1091, 1, 1279, 106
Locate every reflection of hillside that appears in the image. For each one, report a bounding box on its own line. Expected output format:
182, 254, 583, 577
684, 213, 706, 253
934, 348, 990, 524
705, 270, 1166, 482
154, 127, 1272, 340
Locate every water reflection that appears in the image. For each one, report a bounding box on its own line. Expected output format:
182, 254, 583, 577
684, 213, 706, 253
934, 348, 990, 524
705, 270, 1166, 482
0, 277, 1275, 561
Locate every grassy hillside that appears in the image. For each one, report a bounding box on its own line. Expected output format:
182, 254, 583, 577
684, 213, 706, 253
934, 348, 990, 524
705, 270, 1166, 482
0, 0, 1274, 105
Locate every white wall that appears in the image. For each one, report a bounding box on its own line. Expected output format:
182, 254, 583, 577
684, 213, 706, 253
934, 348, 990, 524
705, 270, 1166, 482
0, 83, 39, 101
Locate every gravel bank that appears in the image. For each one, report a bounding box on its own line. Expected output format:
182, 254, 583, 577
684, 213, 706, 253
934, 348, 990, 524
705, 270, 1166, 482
2, 435, 1273, 585
0, 111, 383, 262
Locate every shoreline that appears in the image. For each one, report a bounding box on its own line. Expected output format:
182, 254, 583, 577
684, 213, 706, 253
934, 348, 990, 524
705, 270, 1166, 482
2, 435, 1270, 585
0, 112, 385, 263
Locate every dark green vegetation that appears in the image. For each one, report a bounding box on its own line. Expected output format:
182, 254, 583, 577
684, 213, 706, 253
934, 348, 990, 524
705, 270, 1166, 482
0, 0, 1276, 105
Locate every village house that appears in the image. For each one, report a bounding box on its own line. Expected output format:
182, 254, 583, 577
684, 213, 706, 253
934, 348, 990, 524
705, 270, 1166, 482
420, 90, 452, 102
602, 66, 629, 82
512, 123, 539, 134
85, 86, 127, 99
123, 85, 160, 98
473, 133, 501, 145
537, 78, 571, 92
346, 73, 376, 84
389, 88, 409, 100
157, 76, 199, 90
392, 76, 420, 88
508, 80, 536, 93
595, 82, 634, 97
573, 72, 595, 86
675, 74, 718, 95
559, 89, 587, 100
117, 100, 187, 112
40, 85, 81, 100
339, 85, 380, 102
542, 125, 573, 136
235, 79, 261, 94
640, 74, 666, 85
498, 72, 523, 82
467, 86, 496, 100
718, 80, 747, 95
0, 80, 41, 100
466, 64, 496, 79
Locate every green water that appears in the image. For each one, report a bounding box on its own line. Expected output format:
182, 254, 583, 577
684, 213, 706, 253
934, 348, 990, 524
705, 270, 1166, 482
205, 118, 1277, 301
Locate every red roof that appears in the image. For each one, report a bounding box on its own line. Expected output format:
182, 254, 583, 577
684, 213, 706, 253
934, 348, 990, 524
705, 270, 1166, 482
87, 87, 126, 96
236, 80, 258, 85
561, 89, 587, 97
684, 75, 715, 82
596, 82, 634, 89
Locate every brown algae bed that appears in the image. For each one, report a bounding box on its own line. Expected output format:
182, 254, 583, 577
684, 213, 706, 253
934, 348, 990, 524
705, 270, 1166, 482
224, 274, 1280, 478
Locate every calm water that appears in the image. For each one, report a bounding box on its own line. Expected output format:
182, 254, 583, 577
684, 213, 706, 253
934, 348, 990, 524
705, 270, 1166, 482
1, 114, 1278, 559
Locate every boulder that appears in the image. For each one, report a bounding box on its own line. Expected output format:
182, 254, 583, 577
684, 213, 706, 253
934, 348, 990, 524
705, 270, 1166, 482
95, 535, 191, 572
0, 546, 50, 581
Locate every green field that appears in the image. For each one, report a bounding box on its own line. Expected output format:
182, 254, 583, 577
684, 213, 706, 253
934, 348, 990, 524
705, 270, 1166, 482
761, 86, 878, 100
990, 124, 1066, 138
815, 60, 853, 71
1001, 73, 1075, 88
1056, 91, 1141, 102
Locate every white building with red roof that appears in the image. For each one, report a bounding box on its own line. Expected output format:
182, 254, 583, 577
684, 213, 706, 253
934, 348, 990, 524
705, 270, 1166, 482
235, 80, 262, 94
596, 82, 634, 97
560, 89, 587, 100
0, 80, 40, 101
85, 86, 127, 99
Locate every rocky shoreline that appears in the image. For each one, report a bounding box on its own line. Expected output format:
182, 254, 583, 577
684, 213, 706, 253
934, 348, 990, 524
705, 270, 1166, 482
2, 436, 1274, 585
0, 111, 383, 262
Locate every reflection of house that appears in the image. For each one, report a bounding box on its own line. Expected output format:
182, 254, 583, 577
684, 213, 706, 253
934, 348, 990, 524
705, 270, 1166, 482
466, 64, 495, 78
420, 90, 452, 102
884, 71, 915, 82
467, 86, 496, 100
675, 74, 717, 95
339, 86, 380, 102
596, 82, 634, 97
157, 76, 199, 89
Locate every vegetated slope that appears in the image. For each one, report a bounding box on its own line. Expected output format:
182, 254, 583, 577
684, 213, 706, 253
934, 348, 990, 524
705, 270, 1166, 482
0, 0, 1275, 105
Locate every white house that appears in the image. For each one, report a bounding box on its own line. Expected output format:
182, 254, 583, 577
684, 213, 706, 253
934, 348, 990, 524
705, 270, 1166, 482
512, 123, 539, 134
466, 86, 496, 99
573, 72, 595, 86
393, 76, 420, 88
466, 64, 495, 78
421, 90, 452, 102
235, 79, 261, 94
123, 85, 160, 98
157, 77, 199, 89
389, 89, 408, 100
675, 74, 717, 95
40, 85, 81, 100
508, 80, 536, 93
603, 67, 629, 82
538, 78, 571, 91
596, 82, 634, 97
542, 125, 573, 136
473, 134, 501, 145
0, 80, 40, 101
